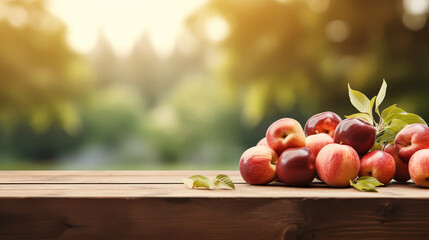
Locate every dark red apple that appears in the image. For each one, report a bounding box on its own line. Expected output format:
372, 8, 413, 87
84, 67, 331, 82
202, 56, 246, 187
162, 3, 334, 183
395, 123, 429, 163
276, 147, 316, 186
333, 118, 376, 155
304, 111, 342, 138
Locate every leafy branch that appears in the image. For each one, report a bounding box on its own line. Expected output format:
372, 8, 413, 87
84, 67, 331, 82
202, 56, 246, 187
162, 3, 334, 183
346, 79, 427, 149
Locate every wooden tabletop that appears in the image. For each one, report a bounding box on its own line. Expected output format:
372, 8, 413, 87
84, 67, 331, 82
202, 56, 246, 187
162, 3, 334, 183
0, 170, 427, 199
1, 171, 429, 240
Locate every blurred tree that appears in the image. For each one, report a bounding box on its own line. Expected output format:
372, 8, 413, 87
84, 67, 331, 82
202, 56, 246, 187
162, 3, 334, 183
88, 29, 120, 87
126, 32, 161, 105
188, 0, 429, 129
0, 0, 90, 134
0, 0, 90, 161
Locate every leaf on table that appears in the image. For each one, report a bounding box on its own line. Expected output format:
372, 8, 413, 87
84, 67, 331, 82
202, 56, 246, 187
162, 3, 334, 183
193, 178, 214, 189
182, 178, 195, 189
189, 175, 209, 181
358, 176, 384, 187
350, 176, 383, 192
213, 174, 235, 190
348, 84, 372, 114
182, 175, 214, 189
183, 174, 234, 190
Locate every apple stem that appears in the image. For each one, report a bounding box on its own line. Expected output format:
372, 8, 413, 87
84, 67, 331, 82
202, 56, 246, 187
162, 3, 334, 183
339, 141, 343, 145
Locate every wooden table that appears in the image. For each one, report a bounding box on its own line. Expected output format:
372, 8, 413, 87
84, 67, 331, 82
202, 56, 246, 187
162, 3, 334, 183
1, 171, 429, 239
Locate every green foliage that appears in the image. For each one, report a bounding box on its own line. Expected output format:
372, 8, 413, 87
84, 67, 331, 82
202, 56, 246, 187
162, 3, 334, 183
346, 80, 426, 147
0, 0, 90, 133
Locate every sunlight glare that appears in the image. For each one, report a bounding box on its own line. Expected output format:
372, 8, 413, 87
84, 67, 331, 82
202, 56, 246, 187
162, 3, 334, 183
49, 0, 208, 57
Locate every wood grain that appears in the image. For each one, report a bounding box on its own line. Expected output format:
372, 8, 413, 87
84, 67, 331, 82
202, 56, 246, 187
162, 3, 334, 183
1, 198, 429, 240
1, 171, 429, 239
0, 181, 427, 199
0, 170, 244, 184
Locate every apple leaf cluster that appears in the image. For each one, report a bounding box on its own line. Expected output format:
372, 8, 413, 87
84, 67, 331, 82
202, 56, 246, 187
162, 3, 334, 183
350, 176, 384, 192
346, 80, 427, 149
183, 174, 235, 190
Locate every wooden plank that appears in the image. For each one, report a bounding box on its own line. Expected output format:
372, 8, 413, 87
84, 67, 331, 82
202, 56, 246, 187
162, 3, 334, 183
0, 170, 244, 184
0, 182, 428, 199
1, 197, 429, 240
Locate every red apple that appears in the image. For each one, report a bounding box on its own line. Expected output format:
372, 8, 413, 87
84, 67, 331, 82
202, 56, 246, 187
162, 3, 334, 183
359, 150, 395, 185
316, 143, 360, 187
409, 149, 429, 187
384, 143, 410, 182
305, 111, 342, 138
333, 118, 376, 155
239, 146, 278, 185
395, 123, 429, 163
305, 133, 334, 157
256, 137, 269, 147
276, 147, 316, 186
266, 118, 306, 155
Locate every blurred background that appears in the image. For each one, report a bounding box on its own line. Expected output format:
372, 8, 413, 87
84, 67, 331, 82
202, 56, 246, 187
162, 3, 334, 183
0, 0, 428, 170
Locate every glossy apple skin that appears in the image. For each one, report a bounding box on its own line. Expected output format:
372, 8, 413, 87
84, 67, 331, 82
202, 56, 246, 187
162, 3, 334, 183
333, 118, 376, 155
266, 118, 306, 155
239, 146, 278, 185
305, 133, 334, 158
316, 143, 360, 187
395, 124, 429, 163
409, 149, 429, 187
359, 150, 395, 185
384, 143, 410, 182
257, 137, 269, 147
305, 111, 342, 138
276, 147, 316, 186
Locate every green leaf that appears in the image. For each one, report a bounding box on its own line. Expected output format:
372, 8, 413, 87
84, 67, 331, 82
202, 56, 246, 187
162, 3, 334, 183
353, 181, 378, 192
182, 178, 195, 189
348, 84, 371, 114
193, 178, 214, 189
213, 174, 235, 190
350, 176, 384, 192
394, 113, 427, 126
381, 104, 406, 124
385, 119, 408, 135
370, 96, 376, 117
358, 176, 384, 187
371, 142, 383, 151
375, 79, 387, 116
183, 175, 214, 189
345, 113, 373, 125
189, 175, 209, 181
376, 130, 396, 144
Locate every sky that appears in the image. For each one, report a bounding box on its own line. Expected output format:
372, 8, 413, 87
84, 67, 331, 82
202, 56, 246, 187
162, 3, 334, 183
48, 0, 209, 57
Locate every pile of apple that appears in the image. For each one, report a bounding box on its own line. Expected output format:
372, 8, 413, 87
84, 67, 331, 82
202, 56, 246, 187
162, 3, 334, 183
239, 112, 429, 188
